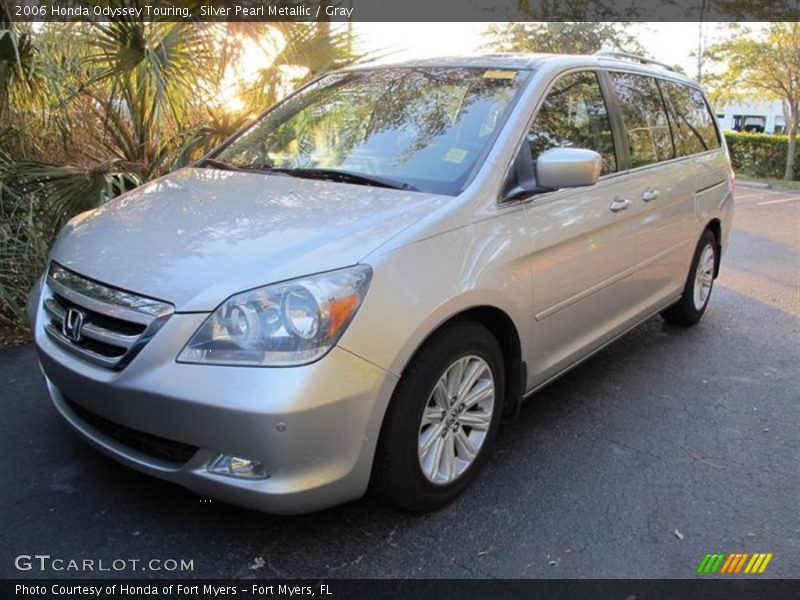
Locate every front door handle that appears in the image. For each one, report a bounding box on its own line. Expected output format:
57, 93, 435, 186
609, 197, 631, 212
642, 188, 660, 202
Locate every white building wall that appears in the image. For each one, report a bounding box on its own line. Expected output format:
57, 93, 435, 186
714, 100, 786, 134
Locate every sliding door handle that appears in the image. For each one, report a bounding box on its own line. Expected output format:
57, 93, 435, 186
642, 188, 660, 202
609, 197, 631, 212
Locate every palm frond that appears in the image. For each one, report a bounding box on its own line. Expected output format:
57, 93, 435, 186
239, 24, 373, 111
0, 201, 49, 327
171, 108, 250, 170
0, 20, 370, 332
0, 159, 140, 229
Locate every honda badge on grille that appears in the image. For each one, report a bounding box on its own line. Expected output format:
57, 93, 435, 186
63, 307, 85, 342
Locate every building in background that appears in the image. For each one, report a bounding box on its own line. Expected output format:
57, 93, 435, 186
715, 100, 786, 134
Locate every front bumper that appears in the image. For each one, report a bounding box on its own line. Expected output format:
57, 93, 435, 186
34, 309, 398, 514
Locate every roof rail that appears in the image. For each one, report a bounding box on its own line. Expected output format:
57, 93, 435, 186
594, 50, 677, 73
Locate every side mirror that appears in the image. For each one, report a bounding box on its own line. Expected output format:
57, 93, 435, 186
536, 148, 602, 190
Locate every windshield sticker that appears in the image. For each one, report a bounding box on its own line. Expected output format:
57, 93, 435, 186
483, 70, 517, 80
444, 148, 469, 164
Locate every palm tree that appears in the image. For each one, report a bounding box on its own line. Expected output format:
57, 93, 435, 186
239, 23, 370, 112
80, 21, 214, 176
0, 12, 47, 153
0, 19, 364, 332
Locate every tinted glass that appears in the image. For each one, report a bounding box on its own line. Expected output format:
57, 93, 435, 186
610, 72, 674, 168
527, 71, 616, 174
659, 81, 721, 156
215, 68, 526, 195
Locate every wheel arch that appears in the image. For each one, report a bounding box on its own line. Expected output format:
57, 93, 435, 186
705, 218, 723, 277
399, 305, 525, 418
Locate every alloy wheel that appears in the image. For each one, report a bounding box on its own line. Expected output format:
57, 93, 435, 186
693, 243, 715, 310
417, 355, 495, 485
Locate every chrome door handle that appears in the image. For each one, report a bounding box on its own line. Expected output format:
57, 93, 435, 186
642, 188, 660, 202
609, 197, 631, 212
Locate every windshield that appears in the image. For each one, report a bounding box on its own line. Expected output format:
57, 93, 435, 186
212, 67, 529, 195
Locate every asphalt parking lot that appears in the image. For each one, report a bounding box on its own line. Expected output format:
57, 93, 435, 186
1, 185, 797, 579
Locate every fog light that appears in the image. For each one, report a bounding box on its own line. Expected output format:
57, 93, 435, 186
209, 455, 269, 479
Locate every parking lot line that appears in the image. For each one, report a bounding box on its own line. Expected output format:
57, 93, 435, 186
757, 196, 800, 206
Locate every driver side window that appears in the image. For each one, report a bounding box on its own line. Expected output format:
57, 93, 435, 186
528, 71, 617, 174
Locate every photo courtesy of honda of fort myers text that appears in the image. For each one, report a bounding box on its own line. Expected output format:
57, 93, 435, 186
1, 0, 799, 598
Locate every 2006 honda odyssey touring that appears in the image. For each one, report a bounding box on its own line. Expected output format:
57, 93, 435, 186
29, 51, 733, 513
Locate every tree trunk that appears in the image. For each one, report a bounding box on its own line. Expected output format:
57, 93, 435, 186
785, 103, 798, 181
318, 0, 332, 37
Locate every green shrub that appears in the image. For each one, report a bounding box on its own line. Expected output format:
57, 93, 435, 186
0, 159, 137, 331
724, 131, 798, 180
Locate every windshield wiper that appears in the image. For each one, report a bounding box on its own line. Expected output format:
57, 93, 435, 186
198, 160, 418, 191
270, 167, 419, 192
197, 158, 242, 171
197, 158, 294, 177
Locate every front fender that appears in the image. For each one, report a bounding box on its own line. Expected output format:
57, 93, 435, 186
338, 209, 534, 377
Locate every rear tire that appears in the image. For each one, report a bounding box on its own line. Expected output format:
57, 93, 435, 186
370, 321, 505, 512
661, 229, 718, 327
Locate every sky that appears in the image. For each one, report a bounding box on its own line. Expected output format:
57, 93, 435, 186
225, 22, 758, 113
353, 22, 735, 78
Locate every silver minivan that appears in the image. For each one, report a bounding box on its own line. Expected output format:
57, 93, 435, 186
29, 52, 733, 514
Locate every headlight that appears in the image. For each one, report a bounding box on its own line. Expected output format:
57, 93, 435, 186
177, 265, 372, 367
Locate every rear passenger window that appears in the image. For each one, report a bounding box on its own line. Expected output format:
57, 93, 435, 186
528, 71, 617, 174
659, 81, 721, 155
609, 72, 674, 168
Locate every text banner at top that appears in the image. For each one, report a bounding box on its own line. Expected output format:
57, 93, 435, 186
4, 0, 800, 22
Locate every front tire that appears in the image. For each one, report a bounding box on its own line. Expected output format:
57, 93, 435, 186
370, 321, 505, 512
661, 229, 718, 326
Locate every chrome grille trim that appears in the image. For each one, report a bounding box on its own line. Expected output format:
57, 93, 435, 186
48, 263, 172, 318
43, 263, 174, 370
44, 297, 139, 348
44, 323, 122, 369
48, 276, 157, 326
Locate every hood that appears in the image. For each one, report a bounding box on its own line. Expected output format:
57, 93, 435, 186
52, 167, 450, 311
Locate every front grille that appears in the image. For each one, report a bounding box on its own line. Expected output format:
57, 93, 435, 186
42, 263, 173, 370
65, 397, 198, 466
